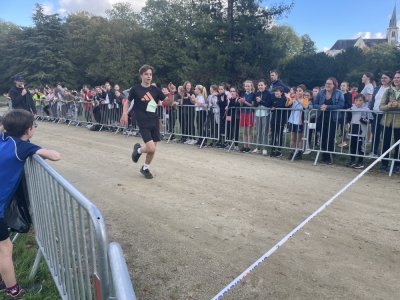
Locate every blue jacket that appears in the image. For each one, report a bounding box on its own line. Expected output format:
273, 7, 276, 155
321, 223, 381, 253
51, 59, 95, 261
313, 89, 344, 121
269, 80, 290, 93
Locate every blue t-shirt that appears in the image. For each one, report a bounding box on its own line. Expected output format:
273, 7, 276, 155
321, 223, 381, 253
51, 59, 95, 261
0, 133, 41, 218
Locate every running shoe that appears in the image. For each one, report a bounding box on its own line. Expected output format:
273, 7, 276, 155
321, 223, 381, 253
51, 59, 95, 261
131, 143, 141, 163
140, 166, 153, 179
6, 283, 42, 299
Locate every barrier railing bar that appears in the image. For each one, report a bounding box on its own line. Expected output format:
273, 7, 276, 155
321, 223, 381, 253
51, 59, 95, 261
108, 242, 137, 300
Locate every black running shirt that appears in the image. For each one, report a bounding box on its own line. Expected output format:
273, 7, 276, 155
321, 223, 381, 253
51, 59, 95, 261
128, 84, 166, 127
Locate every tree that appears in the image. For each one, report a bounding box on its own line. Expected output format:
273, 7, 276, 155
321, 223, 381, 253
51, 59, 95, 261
283, 52, 334, 88
301, 34, 316, 55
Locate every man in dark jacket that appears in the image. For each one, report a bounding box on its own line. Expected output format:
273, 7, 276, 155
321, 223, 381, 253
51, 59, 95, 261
269, 70, 290, 94
8, 75, 37, 114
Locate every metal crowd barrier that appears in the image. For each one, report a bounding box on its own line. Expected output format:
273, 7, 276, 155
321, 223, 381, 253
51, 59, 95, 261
36, 100, 126, 133
221, 107, 399, 172
224, 107, 292, 152
35, 101, 400, 174
24, 155, 136, 300
165, 104, 220, 146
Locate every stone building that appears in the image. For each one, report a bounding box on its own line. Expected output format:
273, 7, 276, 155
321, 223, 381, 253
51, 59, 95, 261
326, 6, 398, 56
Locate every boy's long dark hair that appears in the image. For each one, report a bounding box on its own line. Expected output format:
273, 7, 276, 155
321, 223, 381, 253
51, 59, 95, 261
3, 109, 34, 137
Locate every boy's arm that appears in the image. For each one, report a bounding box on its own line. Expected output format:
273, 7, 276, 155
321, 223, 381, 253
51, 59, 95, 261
36, 149, 61, 161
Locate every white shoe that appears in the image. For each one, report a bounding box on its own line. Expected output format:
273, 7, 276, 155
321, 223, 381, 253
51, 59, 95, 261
262, 150, 268, 156
234, 146, 239, 151
252, 148, 261, 154
188, 139, 197, 145
368, 152, 378, 158
184, 139, 191, 144
303, 149, 311, 155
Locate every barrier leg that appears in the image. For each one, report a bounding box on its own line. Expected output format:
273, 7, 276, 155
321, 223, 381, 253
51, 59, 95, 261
29, 249, 43, 280
314, 151, 320, 166
11, 233, 20, 243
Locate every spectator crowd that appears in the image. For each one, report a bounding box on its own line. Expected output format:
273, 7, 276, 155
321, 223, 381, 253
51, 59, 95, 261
4, 70, 400, 174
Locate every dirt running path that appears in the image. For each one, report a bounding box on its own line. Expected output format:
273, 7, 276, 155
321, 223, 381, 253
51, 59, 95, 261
31, 121, 400, 300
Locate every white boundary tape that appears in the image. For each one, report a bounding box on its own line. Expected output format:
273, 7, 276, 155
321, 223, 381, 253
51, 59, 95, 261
211, 139, 400, 300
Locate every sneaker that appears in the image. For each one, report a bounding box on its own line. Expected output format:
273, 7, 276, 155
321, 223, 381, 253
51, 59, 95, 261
346, 161, 356, 168
252, 148, 261, 154
262, 149, 268, 156
183, 139, 191, 144
274, 151, 282, 158
303, 149, 311, 155
244, 147, 251, 153
293, 151, 303, 160
140, 166, 153, 179
188, 139, 197, 145
131, 143, 141, 163
321, 159, 333, 165
368, 152, 378, 158
337, 142, 347, 147
353, 163, 364, 169
6, 283, 42, 299
270, 150, 276, 157
234, 146, 240, 151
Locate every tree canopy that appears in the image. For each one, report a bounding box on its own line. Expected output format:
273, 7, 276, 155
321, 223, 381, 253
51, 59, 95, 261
1, 1, 399, 93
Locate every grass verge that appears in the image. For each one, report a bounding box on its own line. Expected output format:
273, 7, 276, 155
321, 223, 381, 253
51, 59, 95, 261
5, 231, 60, 299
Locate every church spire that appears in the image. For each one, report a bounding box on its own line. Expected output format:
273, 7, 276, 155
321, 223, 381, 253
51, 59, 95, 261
389, 4, 397, 28
387, 4, 398, 45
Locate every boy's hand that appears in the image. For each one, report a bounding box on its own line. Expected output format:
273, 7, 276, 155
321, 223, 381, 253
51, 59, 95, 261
120, 113, 128, 126
36, 149, 61, 161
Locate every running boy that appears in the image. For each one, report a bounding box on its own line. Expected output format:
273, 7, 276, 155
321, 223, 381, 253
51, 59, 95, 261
120, 65, 172, 179
0, 109, 61, 298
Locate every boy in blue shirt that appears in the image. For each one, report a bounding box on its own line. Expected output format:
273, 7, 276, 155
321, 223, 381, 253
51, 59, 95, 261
0, 109, 60, 298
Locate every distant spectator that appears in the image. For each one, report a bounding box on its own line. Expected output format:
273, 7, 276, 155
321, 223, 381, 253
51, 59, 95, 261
379, 70, 400, 174
181, 81, 195, 144
368, 71, 393, 157
269, 70, 290, 93
349, 82, 359, 104
164, 83, 178, 140
253, 79, 272, 155
286, 84, 309, 160
216, 83, 229, 148
270, 86, 287, 158
313, 77, 345, 164
226, 86, 241, 151
337, 81, 352, 148
238, 80, 255, 153
346, 94, 372, 169
8, 75, 36, 114
361, 73, 375, 143
361, 73, 375, 102
191, 85, 207, 146
206, 85, 219, 145
81, 85, 94, 123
